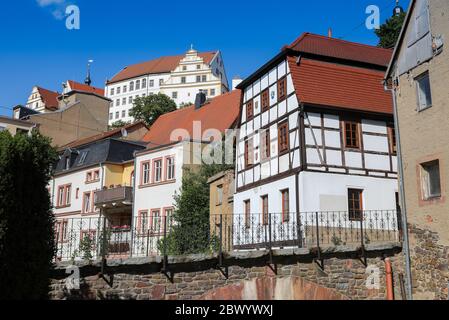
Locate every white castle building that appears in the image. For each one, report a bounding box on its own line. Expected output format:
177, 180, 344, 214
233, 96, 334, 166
105, 47, 229, 125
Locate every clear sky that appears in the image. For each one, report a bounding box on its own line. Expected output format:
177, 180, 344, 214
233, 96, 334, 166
0, 0, 410, 116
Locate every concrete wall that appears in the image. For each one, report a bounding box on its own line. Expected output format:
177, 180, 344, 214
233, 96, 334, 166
30, 92, 109, 147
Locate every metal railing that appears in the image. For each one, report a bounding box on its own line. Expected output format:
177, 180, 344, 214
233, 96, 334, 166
54, 210, 400, 262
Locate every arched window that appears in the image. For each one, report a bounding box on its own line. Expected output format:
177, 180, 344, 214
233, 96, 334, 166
130, 81, 134, 91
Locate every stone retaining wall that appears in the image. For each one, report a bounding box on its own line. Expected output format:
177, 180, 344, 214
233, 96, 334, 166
49, 243, 403, 300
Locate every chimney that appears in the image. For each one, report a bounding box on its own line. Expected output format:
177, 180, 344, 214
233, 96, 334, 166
232, 76, 243, 90
328, 28, 333, 38
194, 91, 207, 110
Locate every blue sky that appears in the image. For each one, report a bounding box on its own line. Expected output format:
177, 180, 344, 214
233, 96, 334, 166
0, 0, 409, 116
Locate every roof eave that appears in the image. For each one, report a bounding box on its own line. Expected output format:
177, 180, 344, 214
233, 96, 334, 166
385, 0, 416, 79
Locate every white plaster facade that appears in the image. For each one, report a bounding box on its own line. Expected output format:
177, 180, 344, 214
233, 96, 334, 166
105, 49, 229, 125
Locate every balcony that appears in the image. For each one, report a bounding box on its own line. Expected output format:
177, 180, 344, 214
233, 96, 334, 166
95, 186, 133, 207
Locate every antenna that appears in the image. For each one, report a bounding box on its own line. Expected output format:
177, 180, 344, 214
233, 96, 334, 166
85, 59, 93, 86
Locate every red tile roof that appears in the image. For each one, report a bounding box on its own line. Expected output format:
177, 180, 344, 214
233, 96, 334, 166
288, 56, 393, 115
142, 90, 241, 148
68, 80, 105, 96
58, 121, 149, 150
37, 87, 60, 110
108, 52, 217, 84
287, 33, 393, 67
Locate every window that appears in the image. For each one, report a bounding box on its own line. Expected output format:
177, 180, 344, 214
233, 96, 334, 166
196, 75, 201, 83
172, 92, 178, 99
149, 80, 154, 87
142, 162, 151, 185
197, 65, 201, 70
122, 97, 126, 105
151, 210, 161, 233
344, 121, 360, 149
153, 159, 162, 183
142, 79, 147, 88
278, 122, 289, 154
57, 186, 65, 207
110, 88, 115, 96
281, 190, 290, 222
246, 99, 254, 120
210, 89, 215, 96
115, 112, 119, 119
277, 77, 287, 102
138, 211, 148, 235
136, 80, 141, 90
159, 79, 163, 86
166, 157, 175, 180
181, 77, 186, 84
244, 200, 251, 229
262, 195, 269, 225
86, 171, 92, 182
348, 189, 363, 221
182, 66, 187, 71
65, 156, 71, 170
416, 72, 432, 111
420, 160, 441, 200
78, 151, 88, 165
109, 113, 113, 120
388, 127, 397, 154
122, 110, 126, 118
261, 129, 271, 161
130, 81, 134, 91
261, 89, 270, 112
129, 96, 133, 104
117, 87, 121, 95
123, 85, 127, 93
83, 192, 91, 213
55, 220, 68, 242
93, 170, 100, 181
244, 138, 254, 168
216, 185, 223, 205
116, 99, 120, 107
202, 75, 207, 82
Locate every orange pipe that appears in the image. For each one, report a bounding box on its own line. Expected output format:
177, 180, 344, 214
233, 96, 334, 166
385, 258, 394, 300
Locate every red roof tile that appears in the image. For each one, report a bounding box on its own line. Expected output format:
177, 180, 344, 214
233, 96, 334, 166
58, 121, 149, 150
109, 52, 217, 84
287, 33, 393, 67
143, 90, 241, 148
288, 56, 393, 115
36, 87, 60, 110
68, 80, 105, 96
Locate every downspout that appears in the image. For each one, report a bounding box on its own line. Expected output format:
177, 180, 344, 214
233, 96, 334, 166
384, 80, 413, 300
129, 151, 138, 257
385, 257, 394, 300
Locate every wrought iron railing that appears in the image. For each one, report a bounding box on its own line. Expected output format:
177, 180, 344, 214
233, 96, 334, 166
54, 210, 400, 262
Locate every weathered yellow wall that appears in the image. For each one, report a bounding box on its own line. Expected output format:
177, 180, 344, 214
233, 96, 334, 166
104, 164, 124, 187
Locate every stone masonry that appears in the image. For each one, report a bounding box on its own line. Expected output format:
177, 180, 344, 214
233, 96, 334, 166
49, 243, 404, 300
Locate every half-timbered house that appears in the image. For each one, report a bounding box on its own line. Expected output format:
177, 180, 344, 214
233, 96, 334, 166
233, 33, 400, 248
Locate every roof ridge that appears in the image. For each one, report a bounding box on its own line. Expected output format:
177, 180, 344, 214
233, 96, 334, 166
292, 32, 392, 52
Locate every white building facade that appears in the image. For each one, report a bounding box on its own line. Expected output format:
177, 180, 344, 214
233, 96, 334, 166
233, 33, 400, 249
105, 48, 229, 125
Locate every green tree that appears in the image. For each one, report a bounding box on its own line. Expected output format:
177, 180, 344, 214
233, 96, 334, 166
0, 131, 57, 299
375, 12, 406, 49
129, 93, 177, 127
108, 120, 131, 130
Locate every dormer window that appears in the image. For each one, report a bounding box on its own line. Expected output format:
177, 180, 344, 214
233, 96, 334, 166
65, 156, 70, 170
78, 151, 89, 165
